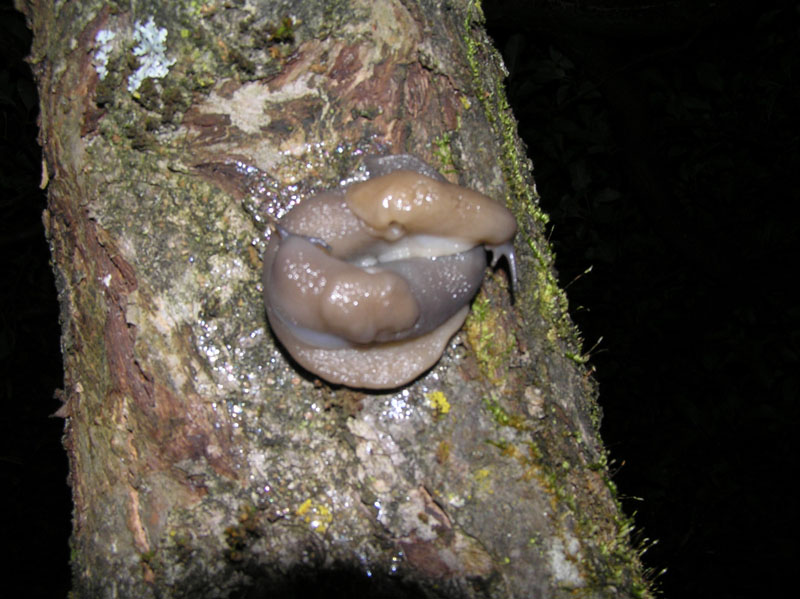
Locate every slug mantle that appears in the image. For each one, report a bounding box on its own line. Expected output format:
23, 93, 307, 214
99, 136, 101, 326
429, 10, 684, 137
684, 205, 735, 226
262, 155, 516, 389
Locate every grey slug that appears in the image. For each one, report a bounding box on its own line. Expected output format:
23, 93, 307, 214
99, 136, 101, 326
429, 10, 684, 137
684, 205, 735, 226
262, 154, 516, 389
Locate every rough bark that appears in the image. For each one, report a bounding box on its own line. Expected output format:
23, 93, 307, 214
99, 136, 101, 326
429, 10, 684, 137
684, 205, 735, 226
19, 0, 650, 597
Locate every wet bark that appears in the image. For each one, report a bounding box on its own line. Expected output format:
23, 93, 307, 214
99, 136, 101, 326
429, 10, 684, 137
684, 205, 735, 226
19, 0, 650, 597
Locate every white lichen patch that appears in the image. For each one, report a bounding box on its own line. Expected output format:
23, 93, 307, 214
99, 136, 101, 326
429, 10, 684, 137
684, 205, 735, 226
547, 536, 585, 587
128, 17, 176, 93
94, 29, 116, 80
194, 77, 319, 170
205, 82, 276, 135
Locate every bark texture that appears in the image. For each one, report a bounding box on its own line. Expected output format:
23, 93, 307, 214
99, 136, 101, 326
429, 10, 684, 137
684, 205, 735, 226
20, 0, 649, 597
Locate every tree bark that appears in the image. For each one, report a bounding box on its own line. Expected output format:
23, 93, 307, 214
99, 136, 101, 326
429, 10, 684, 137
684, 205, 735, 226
19, 0, 650, 597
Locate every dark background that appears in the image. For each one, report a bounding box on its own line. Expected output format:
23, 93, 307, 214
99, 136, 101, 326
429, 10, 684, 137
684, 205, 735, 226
1, 1, 796, 597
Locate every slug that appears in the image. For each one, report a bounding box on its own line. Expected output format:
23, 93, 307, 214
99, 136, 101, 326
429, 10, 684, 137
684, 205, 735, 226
262, 154, 516, 389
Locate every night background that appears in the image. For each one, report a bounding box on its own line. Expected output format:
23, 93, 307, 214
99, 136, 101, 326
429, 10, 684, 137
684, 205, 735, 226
1, 0, 796, 597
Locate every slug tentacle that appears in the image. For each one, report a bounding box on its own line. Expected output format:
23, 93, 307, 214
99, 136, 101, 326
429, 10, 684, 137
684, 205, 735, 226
262, 155, 517, 389
487, 241, 518, 292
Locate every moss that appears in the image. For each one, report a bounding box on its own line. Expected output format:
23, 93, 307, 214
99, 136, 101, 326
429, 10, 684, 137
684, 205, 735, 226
479, 403, 655, 597
433, 132, 457, 175
482, 395, 528, 431
461, 1, 583, 357
457, 16, 655, 591
464, 290, 516, 385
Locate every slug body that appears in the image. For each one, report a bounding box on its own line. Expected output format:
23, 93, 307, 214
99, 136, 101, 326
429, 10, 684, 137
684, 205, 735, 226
262, 155, 516, 389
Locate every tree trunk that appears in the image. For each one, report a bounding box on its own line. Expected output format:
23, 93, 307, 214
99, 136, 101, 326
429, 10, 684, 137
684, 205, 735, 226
19, 0, 650, 597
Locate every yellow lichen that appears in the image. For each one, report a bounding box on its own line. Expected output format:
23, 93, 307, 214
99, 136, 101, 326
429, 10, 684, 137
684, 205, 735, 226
295, 498, 313, 516
473, 468, 494, 495
295, 498, 333, 533
425, 390, 451, 415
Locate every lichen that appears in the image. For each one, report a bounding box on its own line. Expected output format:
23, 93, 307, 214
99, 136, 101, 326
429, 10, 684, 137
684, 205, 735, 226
128, 17, 177, 94
425, 391, 451, 416
295, 497, 334, 534
93, 29, 116, 80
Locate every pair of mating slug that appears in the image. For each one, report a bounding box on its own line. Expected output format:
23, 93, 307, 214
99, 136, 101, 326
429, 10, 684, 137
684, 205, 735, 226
262, 155, 517, 389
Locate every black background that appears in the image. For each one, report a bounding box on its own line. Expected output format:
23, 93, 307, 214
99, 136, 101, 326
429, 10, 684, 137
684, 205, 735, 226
1, 1, 796, 597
